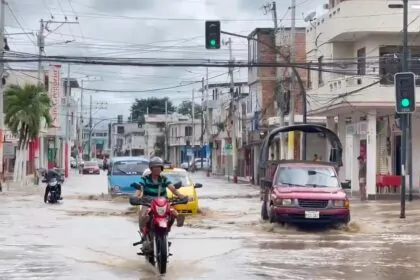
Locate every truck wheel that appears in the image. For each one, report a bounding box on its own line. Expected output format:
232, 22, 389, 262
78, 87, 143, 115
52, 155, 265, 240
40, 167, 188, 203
268, 205, 276, 223
261, 201, 269, 220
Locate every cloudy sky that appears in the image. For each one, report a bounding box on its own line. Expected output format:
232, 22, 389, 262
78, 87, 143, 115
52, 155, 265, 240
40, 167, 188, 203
6, 0, 325, 123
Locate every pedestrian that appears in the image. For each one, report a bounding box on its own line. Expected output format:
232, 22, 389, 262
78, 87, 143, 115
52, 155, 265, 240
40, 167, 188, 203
358, 155, 367, 201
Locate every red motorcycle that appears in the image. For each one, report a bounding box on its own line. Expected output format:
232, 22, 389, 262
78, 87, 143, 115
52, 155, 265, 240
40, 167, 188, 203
129, 195, 188, 274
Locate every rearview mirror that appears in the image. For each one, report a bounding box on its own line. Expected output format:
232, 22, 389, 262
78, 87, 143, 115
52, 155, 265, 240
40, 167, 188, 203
341, 180, 351, 189
194, 183, 203, 188
308, 170, 317, 175
173, 181, 182, 189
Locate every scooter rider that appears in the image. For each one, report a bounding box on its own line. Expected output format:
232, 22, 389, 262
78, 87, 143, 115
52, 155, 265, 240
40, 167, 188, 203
131, 156, 186, 253
43, 168, 63, 203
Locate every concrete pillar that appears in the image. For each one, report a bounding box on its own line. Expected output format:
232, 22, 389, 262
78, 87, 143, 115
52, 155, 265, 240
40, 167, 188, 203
337, 115, 347, 181
349, 134, 360, 194
326, 116, 335, 160
366, 110, 377, 198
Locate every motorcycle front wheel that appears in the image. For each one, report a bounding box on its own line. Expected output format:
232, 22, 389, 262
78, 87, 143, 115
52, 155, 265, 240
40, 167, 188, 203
155, 234, 168, 274
145, 234, 155, 266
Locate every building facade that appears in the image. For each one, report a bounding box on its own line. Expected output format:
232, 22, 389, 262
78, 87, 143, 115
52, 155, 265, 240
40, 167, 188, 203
305, 0, 420, 198
168, 119, 202, 166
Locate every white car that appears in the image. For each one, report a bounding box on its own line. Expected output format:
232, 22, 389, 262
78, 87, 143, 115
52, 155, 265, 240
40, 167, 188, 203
180, 158, 210, 170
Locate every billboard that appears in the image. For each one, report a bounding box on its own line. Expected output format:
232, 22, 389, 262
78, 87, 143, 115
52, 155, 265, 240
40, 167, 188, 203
48, 64, 62, 130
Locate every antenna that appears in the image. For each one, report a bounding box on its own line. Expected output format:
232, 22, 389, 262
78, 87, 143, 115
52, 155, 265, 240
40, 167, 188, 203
304, 11, 316, 22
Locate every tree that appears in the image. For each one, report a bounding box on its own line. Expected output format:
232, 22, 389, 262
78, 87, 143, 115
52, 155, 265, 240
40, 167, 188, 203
130, 97, 175, 122
4, 84, 52, 182
177, 100, 202, 119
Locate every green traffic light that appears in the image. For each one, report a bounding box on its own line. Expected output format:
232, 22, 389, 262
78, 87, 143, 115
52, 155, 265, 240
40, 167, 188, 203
210, 39, 216, 46
401, 98, 410, 107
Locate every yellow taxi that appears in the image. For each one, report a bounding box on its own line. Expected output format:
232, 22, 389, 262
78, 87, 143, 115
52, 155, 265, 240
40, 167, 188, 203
163, 164, 203, 215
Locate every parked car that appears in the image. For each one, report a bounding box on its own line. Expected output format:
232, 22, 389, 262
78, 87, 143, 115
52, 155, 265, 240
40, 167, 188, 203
180, 158, 210, 170
82, 161, 100, 175
95, 158, 104, 169
194, 158, 210, 170
70, 157, 76, 168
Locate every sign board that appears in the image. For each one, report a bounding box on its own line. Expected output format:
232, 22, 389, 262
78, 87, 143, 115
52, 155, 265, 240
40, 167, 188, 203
224, 143, 232, 155
48, 64, 62, 129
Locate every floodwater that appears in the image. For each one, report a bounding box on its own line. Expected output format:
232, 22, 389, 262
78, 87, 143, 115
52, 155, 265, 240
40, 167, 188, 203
1, 170, 420, 279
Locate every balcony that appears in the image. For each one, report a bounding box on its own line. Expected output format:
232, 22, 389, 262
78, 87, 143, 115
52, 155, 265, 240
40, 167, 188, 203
307, 75, 420, 115
311, 0, 420, 44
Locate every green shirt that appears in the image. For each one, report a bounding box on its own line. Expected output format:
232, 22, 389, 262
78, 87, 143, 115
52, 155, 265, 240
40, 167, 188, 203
138, 175, 171, 197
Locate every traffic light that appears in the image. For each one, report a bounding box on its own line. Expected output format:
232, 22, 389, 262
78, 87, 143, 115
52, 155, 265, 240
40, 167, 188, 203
205, 21, 220, 49
395, 72, 416, 114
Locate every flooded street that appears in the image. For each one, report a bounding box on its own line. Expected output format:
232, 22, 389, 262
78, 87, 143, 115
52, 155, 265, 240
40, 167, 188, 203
1, 171, 420, 279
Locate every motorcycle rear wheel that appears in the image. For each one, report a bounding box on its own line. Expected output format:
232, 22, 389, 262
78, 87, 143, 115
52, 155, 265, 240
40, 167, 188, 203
155, 234, 168, 274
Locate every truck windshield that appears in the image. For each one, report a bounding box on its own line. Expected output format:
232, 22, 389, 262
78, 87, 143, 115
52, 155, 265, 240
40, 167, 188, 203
276, 166, 339, 188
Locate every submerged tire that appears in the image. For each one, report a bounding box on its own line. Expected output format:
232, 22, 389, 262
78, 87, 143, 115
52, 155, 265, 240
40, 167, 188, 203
156, 234, 168, 274
145, 235, 155, 266
261, 201, 269, 220
268, 205, 276, 223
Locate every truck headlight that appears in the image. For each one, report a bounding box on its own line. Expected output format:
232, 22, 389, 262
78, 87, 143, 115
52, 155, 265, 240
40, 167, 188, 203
281, 199, 293, 206
333, 200, 349, 208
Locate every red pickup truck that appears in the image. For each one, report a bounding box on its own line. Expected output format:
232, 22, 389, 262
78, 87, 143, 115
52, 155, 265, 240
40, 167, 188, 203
258, 124, 350, 228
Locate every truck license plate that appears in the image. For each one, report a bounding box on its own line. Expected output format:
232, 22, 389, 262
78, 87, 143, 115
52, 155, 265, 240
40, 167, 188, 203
89, 170, 93, 173
305, 211, 319, 219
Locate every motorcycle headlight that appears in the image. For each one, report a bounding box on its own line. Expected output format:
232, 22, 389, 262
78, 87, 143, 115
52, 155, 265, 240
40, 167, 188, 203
156, 206, 166, 216
281, 199, 293, 206
49, 180, 57, 186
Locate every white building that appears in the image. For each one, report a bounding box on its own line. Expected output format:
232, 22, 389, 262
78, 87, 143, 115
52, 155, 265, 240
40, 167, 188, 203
305, 0, 420, 198
204, 81, 250, 175
168, 117, 202, 165
112, 113, 189, 157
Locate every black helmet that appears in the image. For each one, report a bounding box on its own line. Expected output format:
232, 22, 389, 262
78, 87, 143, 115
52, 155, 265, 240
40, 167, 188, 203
149, 156, 164, 170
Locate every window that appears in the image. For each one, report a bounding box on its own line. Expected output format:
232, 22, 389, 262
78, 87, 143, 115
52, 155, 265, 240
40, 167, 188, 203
117, 126, 124, 134
357, 47, 366, 75
318, 56, 324, 86
185, 126, 193, 137
111, 160, 149, 176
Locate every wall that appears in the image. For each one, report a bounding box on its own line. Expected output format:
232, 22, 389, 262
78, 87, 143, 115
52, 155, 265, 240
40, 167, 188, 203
306, 31, 420, 113
168, 121, 202, 147
308, 0, 420, 44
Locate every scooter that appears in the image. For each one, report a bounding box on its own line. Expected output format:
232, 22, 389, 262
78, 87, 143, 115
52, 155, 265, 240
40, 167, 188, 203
42, 177, 62, 204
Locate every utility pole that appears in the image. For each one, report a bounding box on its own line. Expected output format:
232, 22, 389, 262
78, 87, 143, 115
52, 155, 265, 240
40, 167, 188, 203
36, 17, 78, 169
79, 80, 84, 161
401, 0, 409, 217
264, 1, 285, 159
0, 0, 6, 184
164, 99, 168, 160
64, 63, 71, 178
226, 37, 238, 183
88, 95, 93, 160
200, 77, 205, 169
192, 89, 196, 169
288, 0, 296, 160
205, 67, 212, 176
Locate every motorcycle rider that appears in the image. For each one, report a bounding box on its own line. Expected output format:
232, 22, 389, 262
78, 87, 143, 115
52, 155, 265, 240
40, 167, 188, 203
131, 156, 186, 253
43, 168, 63, 203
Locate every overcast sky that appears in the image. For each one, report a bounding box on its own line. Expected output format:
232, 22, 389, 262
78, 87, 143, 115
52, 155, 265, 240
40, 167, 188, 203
6, 0, 325, 122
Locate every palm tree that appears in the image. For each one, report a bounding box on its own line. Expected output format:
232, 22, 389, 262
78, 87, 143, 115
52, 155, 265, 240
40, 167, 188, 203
4, 84, 52, 182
